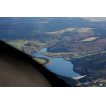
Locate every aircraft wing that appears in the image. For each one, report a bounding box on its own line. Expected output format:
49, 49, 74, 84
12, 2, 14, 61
0, 40, 69, 87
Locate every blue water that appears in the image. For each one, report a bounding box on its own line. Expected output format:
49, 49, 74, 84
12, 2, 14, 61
31, 48, 81, 77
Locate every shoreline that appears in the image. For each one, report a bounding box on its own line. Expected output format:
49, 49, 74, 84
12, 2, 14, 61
30, 48, 83, 78
42, 52, 73, 62
30, 51, 52, 67
41, 52, 75, 68
43, 60, 51, 67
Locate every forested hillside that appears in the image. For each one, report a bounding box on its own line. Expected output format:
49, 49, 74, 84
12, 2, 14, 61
71, 52, 106, 82
1, 17, 106, 85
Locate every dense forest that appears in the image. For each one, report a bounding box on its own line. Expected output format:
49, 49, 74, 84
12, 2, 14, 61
0, 17, 106, 40
47, 37, 106, 53
71, 52, 106, 82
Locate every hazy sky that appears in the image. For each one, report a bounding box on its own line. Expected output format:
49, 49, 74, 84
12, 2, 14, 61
82, 17, 106, 22
12, 17, 106, 22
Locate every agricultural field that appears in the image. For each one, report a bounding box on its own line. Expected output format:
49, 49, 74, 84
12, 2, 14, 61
6, 40, 28, 51
77, 28, 92, 32
81, 37, 99, 42
99, 80, 106, 83
43, 52, 72, 58
43, 50, 106, 60
5, 40, 47, 54
46, 28, 76, 35
70, 50, 106, 59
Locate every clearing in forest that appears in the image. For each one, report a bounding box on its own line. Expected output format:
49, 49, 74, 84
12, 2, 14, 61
77, 28, 92, 32
81, 37, 99, 42
46, 28, 76, 34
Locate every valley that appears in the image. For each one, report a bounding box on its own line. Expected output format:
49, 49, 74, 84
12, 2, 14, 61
1, 17, 106, 86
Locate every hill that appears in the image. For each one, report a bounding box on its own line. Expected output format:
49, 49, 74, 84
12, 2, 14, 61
71, 52, 106, 83
1, 17, 106, 86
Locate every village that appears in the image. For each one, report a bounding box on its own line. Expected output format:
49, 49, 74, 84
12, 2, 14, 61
78, 79, 106, 87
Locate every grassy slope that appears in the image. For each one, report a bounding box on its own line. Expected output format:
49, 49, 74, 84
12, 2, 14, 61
6, 40, 28, 51
100, 80, 106, 83
33, 58, 46, 64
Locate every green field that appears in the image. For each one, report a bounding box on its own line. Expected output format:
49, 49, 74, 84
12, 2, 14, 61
100, 80, 106, 83
7, 41, 20, 45
43, 50, 104, 59
33, 58, 46, 64
6, 40, 28, 51
71, 50, 106, 59
43, 52, 72, 58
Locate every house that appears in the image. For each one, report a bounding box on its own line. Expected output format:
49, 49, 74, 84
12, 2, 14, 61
99, 83, 103, 86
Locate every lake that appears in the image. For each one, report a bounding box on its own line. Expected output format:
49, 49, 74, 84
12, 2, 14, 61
31, 48, 81, 77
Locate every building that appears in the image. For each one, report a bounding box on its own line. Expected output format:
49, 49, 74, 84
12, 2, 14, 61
99, 83, 103, 86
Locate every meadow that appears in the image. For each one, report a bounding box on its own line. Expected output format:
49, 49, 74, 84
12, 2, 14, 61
32, 58, 46, 64
46, 28, 76, 34
99, 80, 106, 83
6, 40, 28, 51
77, 28, 92, 32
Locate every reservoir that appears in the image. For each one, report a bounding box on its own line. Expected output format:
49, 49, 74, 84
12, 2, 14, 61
31, 48, 81, 77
